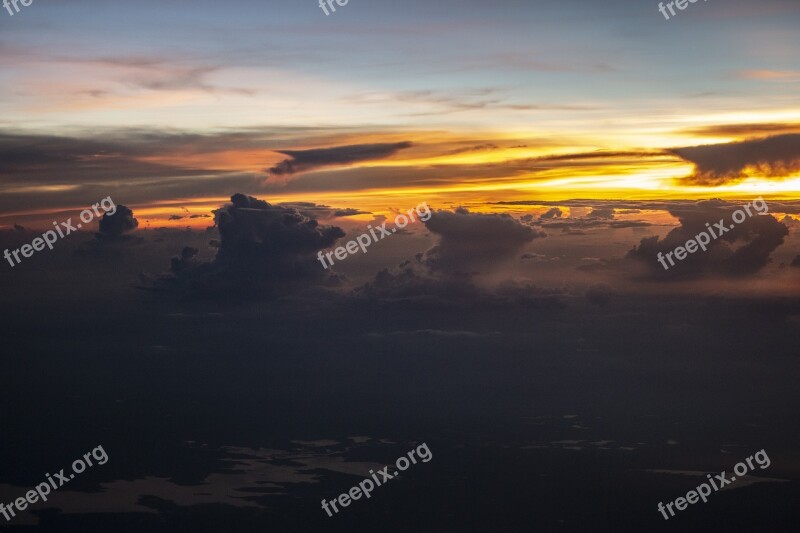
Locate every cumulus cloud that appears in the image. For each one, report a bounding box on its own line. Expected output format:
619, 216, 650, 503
266, 142, 413, 179
672, 134, 800, 185
422, 207, 546, 274
96, 205, 139, 241
353, 207, 555, 304
539, 207, 563, 220
215, 194, 343, 262
170, 246, 200, 274
781, 215, 800, 228
160, 194, 345, 297
626, 202, 788, 279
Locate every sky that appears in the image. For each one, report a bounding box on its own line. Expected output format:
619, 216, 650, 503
2, 2, 800, 532
1, 0, 799, 229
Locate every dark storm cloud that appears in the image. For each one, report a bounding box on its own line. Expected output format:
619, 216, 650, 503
266, 142, 413, 178
215, 194, 343, 260
671, 134, 800, 185
158, 194, 345, 297
422, 207, 546, 274
97, 204, 139, 239
539, 208, 563, 220
626, 202, 789, 279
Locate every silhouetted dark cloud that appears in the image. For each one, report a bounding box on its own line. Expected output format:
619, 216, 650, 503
97, 205, 139, 240
672, 134, 800, 185
160, 194, 345, 297
627, 202, 788, 279
422, 207, 546, 274
266, 142, 413, 179
539, 207, 563, 220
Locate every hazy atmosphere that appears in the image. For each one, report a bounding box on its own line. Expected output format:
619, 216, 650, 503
1, 1, 799, 531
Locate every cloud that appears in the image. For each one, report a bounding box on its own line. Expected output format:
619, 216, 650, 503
421, 207, 546, 274
671, 134, 800, 185
97, 205, 139, 240
442, 143, 500, 155
333, 208, 369, 217
355, 258, 562, 309
353, 207, 557, 305
495, 198, 800, 214
682, 123, 800, 138
159, 194, 345, 297
588, 207, 614, 220
626, 202, 789, 279
539, 208, 563, 220
534, 150, 665, 162
266, 142, 413, 179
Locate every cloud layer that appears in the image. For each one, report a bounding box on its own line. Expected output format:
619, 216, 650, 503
672, 134, 800, 185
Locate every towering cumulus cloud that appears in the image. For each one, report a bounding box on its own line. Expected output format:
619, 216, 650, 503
422, 207, 545, 274
356, 207, 554, 304
164, 194, 345, 297
96, 205, 138, 240
627, 201, 788, 279
214, 194, 344, 267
